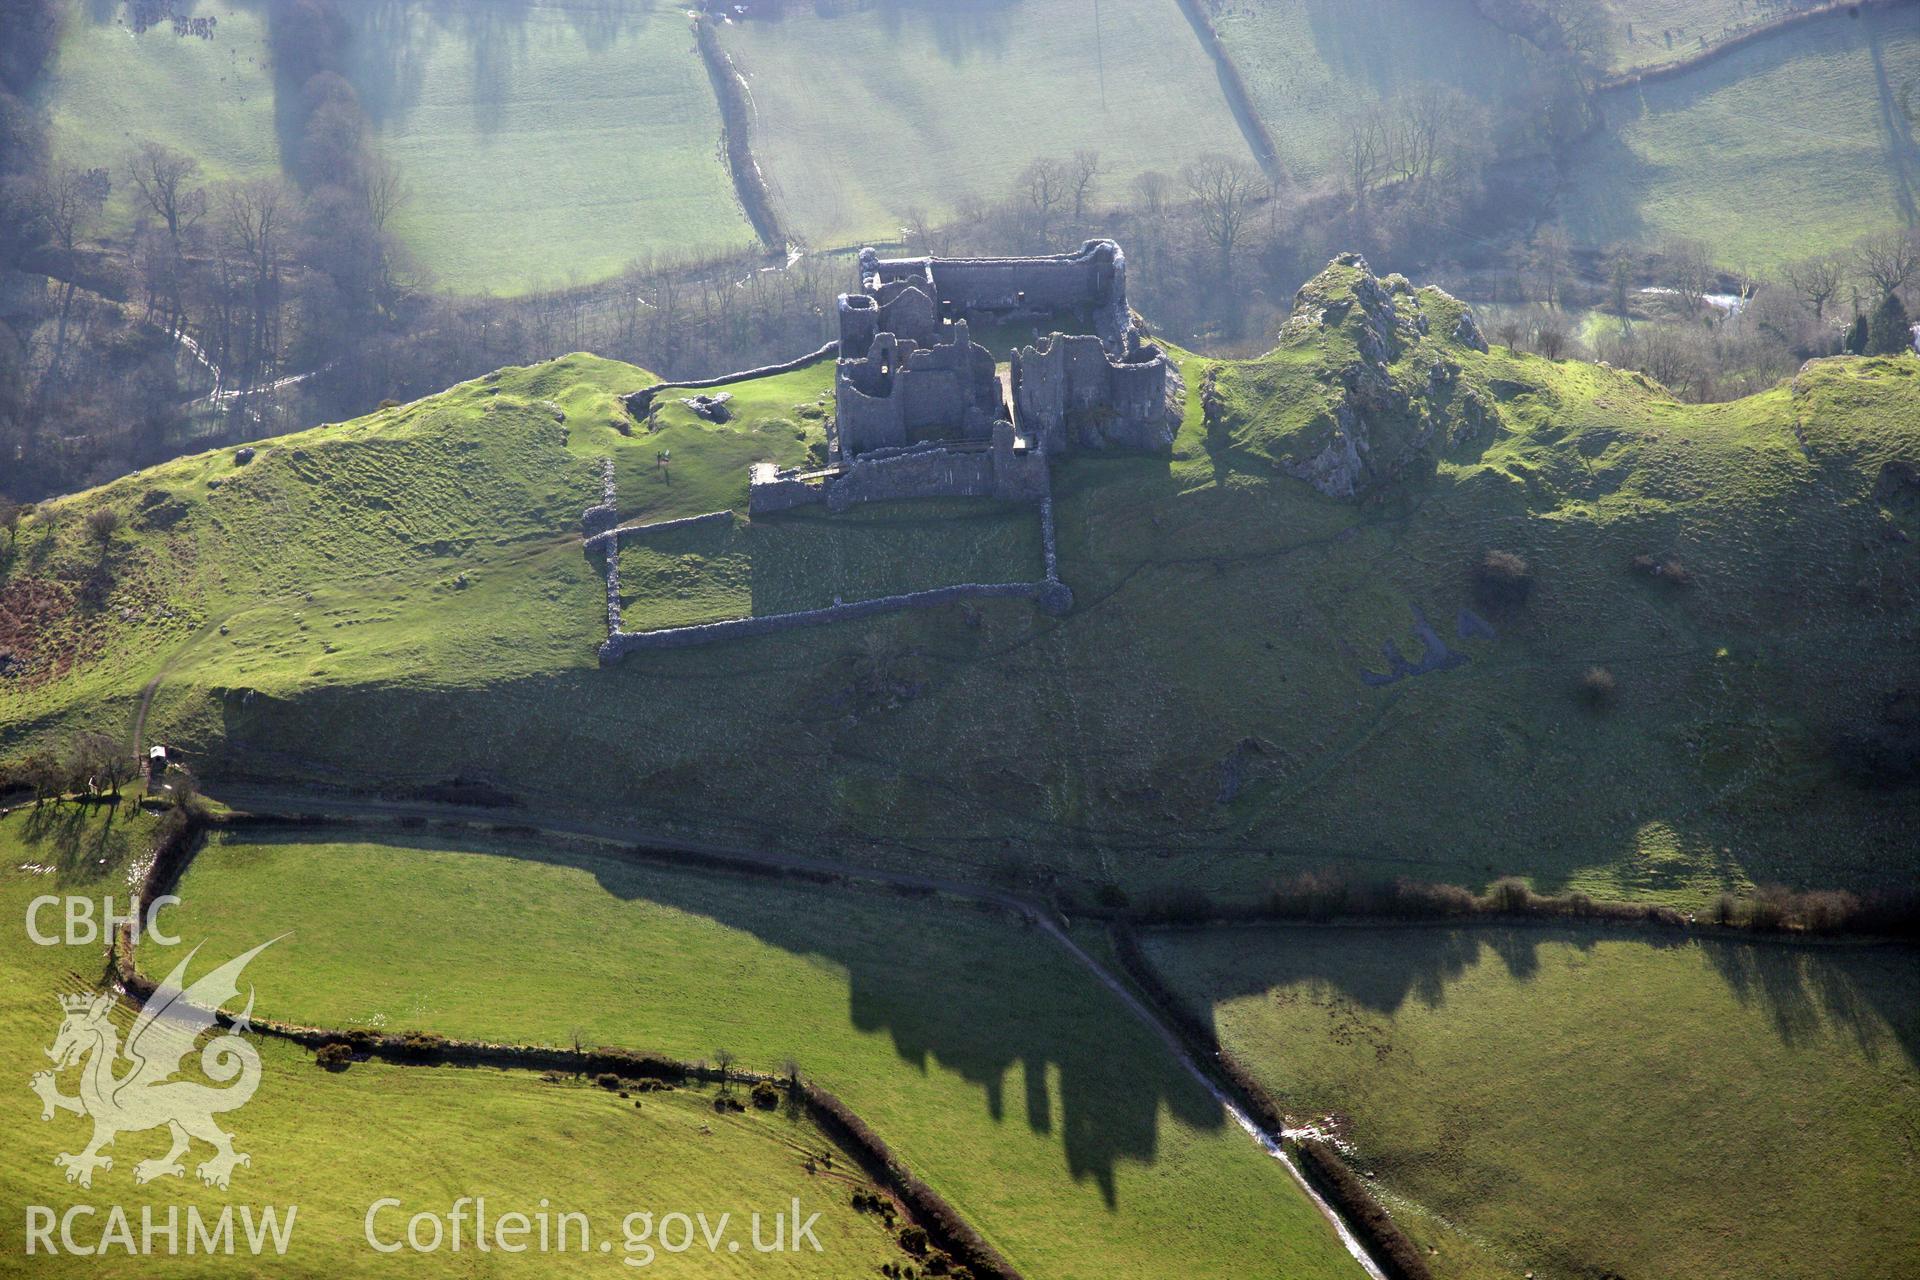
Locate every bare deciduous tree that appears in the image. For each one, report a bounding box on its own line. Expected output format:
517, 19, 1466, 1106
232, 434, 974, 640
125, 141, 204, 247
1853, 229, 1920, 300
1336, 104, 1391, 206
1661, 236, 1715, 311
1068, 148, 1104, 221
1182, 153, 1268, 274
363, 151, 408, 234
219, 178, 293, 376
1017, 157, 1071, 243
1781, 253, 1845, 322
1526, 227, 1573, 309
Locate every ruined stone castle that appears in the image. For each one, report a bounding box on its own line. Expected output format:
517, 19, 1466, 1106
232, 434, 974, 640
749, 239, 1182, 514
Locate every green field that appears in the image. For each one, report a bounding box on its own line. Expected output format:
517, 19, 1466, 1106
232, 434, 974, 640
3, 261, 1917, 909
620, 501, 1044, 630
716, 0, 1257, 247
154, 829, 1361, 1280
1210, 0, 1542, 186
1142, 922, 1920, 1280
1563, 5, 1920, 264
343, 1, 756, 293
0, 807, 900, 1277
1601, 0, 1815, 73
42, 3, 282, 227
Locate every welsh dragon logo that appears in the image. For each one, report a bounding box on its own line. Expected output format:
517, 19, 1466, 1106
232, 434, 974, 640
29, 939, 281, 1190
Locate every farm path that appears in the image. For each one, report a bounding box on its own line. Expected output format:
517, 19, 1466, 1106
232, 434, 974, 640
209, 782, 1386, 1279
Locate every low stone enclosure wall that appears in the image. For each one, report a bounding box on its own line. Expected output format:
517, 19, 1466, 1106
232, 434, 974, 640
622, 341, 839, 419
600, 579, 1071, 662
586, 456, 1070, 663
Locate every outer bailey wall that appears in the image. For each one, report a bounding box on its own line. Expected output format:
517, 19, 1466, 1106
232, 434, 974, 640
827, 448, 995, 509
930, 257, 1110, 312
600, 581, 1043, 660
749, 475, 825, 513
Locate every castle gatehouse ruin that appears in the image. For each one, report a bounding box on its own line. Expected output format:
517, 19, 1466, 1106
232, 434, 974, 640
750, 239, 1182, 514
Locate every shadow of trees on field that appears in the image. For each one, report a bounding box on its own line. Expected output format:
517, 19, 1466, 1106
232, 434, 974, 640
263, 0, 664, 144
8, 801, 135, 884
1159, 922, 1920, 1072
227, 828, 1225, 1209
535, 845, 1230, 1209
1867, 30, 1919, 225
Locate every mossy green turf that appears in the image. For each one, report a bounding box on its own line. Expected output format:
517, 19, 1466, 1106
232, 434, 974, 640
1209, 0, 1545, 186
1563, 5, 1920, 266
155, 830, 1360, 1280
4, 262, 1918, 909
620, 501, 1044, 630
342, 1, 756, 294
42, 3, 282, 228
1143, 923, 1920, 1280
0, 808, 898, 1277
715, 0, 1256, 248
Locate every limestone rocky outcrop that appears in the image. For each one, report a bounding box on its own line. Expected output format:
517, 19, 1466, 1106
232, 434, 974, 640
1274, 255, 1499, 500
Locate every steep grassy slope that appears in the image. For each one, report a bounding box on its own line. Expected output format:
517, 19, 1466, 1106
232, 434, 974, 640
3, 262, 1916, 907
342, 2, 755, 293
43, 3, 282, 227
155, 829, 1361, 1280
0, 806, 900, 1277
716, 0, 1255, 247
1144, 922, 1920, 1280
1563, 4, 1920, 264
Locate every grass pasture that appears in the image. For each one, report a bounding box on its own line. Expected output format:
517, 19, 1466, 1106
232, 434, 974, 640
716, 0, 1256, 248
341, 1, 756, 294
1209, 0, 1543, 186
1601, 0, 1823, 73
1563, 4, 1920, 265
1143, 922, 1920, 1280
154, 830, 1362, 1280
0, 806, 900, 1278
42, 2, 282, 228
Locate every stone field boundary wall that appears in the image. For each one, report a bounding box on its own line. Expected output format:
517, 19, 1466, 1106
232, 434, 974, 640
585, 508, 735, 553
623, 341, 840, 417
599, 579, 1067, 662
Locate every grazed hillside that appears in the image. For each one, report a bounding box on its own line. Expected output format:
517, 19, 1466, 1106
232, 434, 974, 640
2, 260, 1915, 905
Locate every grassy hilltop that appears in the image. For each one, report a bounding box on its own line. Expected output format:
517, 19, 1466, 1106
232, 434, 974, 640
2, 258, 1917, 907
